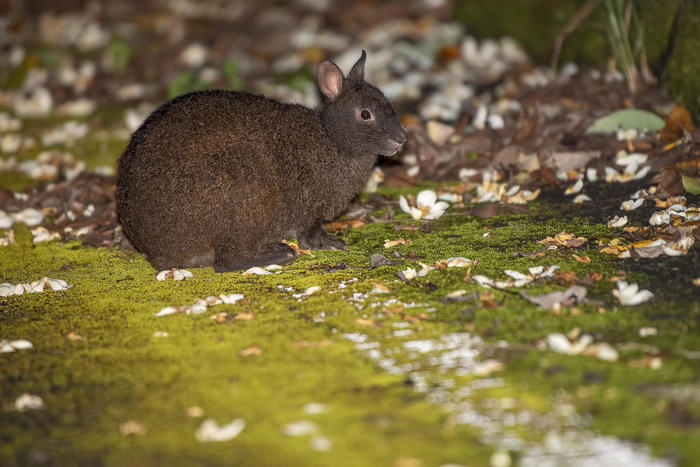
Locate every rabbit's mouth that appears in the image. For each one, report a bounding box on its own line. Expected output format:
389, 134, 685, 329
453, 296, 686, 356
378, 138, 405, 157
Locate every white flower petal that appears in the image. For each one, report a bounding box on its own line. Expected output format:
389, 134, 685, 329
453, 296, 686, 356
613, 281, 654, 306
155, 306, 178, 317
416, 190, 437, 208
244, 267, 271, 275
409, 207, 423, 220
504, 270, 528, 280
399, 195, 411, 215
9, 339, 33, 350
220, 293, 244, 304
546, 333, 573, 355
15, 393, 44, 411
196, 418, 245, 443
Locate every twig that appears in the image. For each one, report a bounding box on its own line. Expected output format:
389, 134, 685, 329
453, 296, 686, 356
550, 0, 599, 72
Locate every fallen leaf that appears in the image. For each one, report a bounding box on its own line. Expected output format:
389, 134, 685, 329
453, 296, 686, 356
571, 254, 591, 263
65, 331, 84, 341
282, 240, 312, 256
324, 219, 366, 233
660, 103, 694, 142
521, 285, 587, 310
585, 109, 665, 134
234, 311, 255, 321
355, 318, 376, 326
119, 420, 147, 436
394, 224, 420, 231
240, 345, 261, 356
677, 158, 700, 195
384, 238, 412, 248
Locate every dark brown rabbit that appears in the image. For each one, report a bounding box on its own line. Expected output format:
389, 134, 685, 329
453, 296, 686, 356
116, 51, 406, 272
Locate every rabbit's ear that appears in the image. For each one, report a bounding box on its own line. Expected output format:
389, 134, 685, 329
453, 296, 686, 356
348, 50, 366, 81
317, 61, 344, 101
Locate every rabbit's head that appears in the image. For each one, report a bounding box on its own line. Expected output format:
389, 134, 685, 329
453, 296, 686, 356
317, 51, 406, 158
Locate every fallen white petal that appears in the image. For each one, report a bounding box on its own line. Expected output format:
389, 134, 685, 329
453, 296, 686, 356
613, 281, 654, 306
621, 198, 644, 211
546, 333, 574, 355
473, 275, 494, 288
14, 208, 43, 227
400, 267, 417, 281
607, 216, 628, 228
311, 436, 332, 451
172, 269, 193, 281
245, 267, 271, 275
416, 190, 437, 208
399, 195, 411, 215
195, 418, 245, 442
220, 293, 244, 304
565, 178, 583, 195
155, 306, 178, 317
283, 420, 317, 436
303, 403, 327, 415
15, 393, 44, 411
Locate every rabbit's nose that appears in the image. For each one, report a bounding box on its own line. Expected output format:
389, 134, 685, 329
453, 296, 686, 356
391, 132, 407, 149
396, 131, 407, 145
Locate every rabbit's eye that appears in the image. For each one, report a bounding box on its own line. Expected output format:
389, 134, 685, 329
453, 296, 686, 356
360, 109, 373, 121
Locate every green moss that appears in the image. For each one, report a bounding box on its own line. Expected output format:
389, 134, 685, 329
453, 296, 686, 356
1, 190, 698, 465
665, 3, 700, 119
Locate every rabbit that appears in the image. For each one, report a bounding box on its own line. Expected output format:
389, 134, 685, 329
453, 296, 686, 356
116, 51, 406, 272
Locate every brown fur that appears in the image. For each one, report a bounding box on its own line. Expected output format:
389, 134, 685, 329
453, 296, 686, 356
116, 52, 405, 271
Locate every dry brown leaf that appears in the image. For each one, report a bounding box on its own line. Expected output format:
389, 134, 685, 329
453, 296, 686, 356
214, 313, 228, 324
240, 345, 261, 356
385, 305, 405, 315
355, 318, 376, 326
234, 311, 255, 321
538, 231, 588, 248
282, 240, 312, 256
437, 44, 461, 62
660, 103, 694, 142
600, 246, 623, 255
119, 420, 146, 436
324, 219, 366, 233
462, 266, 473, 282
557, 270, 578, 283
384, 238, 412, 248
65, 331, 84, 341
394, 224, 420, 231
572, 254, 591, 263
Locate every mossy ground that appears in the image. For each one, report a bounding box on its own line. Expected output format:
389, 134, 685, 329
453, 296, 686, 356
2, 186, 698, 466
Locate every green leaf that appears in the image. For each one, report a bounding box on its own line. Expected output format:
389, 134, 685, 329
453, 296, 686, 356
680, 173, 700, 195
221, 58, 243, 90
585, 109, 665, 134
167, 71, 209, 99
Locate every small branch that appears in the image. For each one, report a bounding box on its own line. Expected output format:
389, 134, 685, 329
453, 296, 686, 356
550, 0, 599, 72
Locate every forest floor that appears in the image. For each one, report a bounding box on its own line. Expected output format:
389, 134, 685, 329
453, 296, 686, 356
1, 1, 698, 466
